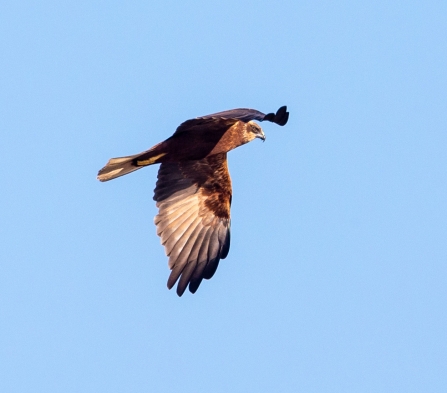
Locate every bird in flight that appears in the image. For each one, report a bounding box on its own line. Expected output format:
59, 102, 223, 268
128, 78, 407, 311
97, 106, 289, 296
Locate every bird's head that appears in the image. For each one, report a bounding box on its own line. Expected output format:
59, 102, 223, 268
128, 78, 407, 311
246, 121, 266, 142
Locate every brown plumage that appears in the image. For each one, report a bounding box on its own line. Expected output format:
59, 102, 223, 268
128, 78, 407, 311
97, 106, 289, 296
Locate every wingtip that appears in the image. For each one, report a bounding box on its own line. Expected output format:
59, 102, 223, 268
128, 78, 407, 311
263, 105, 289, 126
275, 105, 289, 126
176, 286, 187, 297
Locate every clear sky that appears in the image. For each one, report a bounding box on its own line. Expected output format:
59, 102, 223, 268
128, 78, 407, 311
1, 1, 446, 392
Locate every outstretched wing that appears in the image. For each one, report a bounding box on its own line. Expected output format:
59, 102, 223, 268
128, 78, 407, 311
202, 105, 289, 126
153, 153, 232, 296
173, 117, 237, 137
173, 106, 289, 136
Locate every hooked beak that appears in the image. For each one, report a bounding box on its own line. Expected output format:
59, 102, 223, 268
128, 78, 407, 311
256, 131, 266, 142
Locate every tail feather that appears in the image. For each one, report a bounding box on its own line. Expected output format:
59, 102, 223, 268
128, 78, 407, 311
97, 153, 143, 182
97, 143, 166, 182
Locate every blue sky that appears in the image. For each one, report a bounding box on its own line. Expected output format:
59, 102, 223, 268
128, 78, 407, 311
1, 1, 446, 392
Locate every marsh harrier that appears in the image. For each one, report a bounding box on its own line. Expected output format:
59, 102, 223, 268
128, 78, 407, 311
98, 106, 289, 296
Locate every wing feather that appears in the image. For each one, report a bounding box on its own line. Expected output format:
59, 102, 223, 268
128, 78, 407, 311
157, 194, 197, 223
218, 221, 231, 259
176, 261, 199, 296
153, 153, 232, 296
155, 194, 197, 222
170, 220, 204, 269
202, 228, 221, 280
185, 226, 208, 265
188, 227, 221, 293
156, 195, 197, 224
154, 184, 196, 205
199, 106, 289, 126
188, 230, 213, 292
166, 216, 202, 263
167, 264, 185, 290
167, 225, 208, 292
161, 208, 197, 250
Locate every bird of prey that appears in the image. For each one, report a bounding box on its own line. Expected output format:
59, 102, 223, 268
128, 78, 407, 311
97, 106, 289, 296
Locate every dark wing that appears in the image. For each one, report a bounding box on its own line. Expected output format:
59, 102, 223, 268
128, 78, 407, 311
173, 117, 237, 136
153, 153, 231, 296
173, 106, 289, 136
202, 105, 289, 126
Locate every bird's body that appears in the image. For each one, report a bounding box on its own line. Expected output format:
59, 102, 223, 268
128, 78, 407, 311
98, 106, 289, 296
